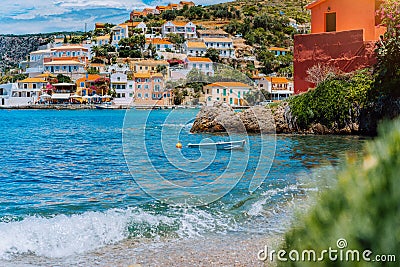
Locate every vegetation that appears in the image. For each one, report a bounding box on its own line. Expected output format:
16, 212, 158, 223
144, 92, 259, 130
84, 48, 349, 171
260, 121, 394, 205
374, 0, 400, 97
289, 69, 375, 129
280, 117, 400, 266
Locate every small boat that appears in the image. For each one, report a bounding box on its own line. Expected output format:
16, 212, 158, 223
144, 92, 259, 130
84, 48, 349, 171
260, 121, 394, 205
188, 140, 246, 150
95, 103, 119, 109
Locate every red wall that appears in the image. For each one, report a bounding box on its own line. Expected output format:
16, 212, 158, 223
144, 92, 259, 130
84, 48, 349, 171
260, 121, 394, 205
294, 29, 376, 94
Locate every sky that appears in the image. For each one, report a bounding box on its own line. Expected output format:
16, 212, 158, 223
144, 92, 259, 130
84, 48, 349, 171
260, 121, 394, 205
0, 0, 229, 35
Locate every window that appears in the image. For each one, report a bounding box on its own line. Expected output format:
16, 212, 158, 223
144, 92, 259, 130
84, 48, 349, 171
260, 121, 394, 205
129, 85, 133, 89
23, 84, 28, 89
122, 93, 125, 98
145, 79, 149, 82
216, 97, 220, 100
199, 64, 202, 68
137, 78, 141, 82
117, 77, 121, 81
137, 85, 142, 89
144, 85, 148, 89
80, 82, 85, 87
32, 84, 37, 89
223, 88, 226, 96
129, 93, 133, 97
121, 85, 126, 89
154, 85, 160, 92
230, 98, 233, 104
193, 64, 196, 68
205, 64, 209, 69
138, 93, 142, 98
217, 88, 219, 94
145, 93, 149, 98
230, 89, 232, 94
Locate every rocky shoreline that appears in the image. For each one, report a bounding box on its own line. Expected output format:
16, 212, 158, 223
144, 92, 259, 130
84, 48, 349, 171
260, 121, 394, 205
190, 99, 400, 136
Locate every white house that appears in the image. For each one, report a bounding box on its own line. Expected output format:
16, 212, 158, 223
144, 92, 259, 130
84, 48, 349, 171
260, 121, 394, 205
0, 78, 44, 107
185, 57, 214, 76
202, 38, 235, 58
50, 45, 91, 60
110, 73, 135, 106
111, 25, 129, 46
262, 77, 294, 101
203, 82, 252, 106
183, 41, 207, 57
95, 35, 110, 46
22, 49, 52, 75
162, 21, 196, 39
145, 38, 174, 52
44, 60, 85, 78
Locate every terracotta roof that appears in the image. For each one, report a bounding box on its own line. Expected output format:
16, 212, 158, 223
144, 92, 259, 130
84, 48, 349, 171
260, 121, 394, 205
187, 57, 212, 62
134, 73, 151, 78
265, 77, 289, 83
268, 47, 290, 52
96, 35, 110, 40
135, 60, 169, 66
151, 73, 164, 78
19, 77, 46, 83
203, 37, 232, 43
146, 38, 172, 45
171, 21, 189, 26
206, 82, 252, 88
186, 41, 207, 48
306, 0, 326, 9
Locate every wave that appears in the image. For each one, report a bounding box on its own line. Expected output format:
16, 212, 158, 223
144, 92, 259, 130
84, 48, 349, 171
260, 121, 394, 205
0, 206, 234, 259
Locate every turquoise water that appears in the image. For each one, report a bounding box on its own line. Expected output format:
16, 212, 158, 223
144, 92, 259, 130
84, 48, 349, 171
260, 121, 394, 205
0, 109, 366, 262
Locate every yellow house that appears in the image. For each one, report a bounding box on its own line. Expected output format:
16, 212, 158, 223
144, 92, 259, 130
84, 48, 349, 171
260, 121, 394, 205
203, 82, 252, 106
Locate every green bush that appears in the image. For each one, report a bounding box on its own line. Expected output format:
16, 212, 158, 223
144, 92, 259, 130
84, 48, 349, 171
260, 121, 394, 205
279, 118, 400, 266
289, 69, 375, 129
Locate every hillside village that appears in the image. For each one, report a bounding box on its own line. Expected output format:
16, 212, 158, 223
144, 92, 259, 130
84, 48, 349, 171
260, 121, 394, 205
0, 0, 311, 108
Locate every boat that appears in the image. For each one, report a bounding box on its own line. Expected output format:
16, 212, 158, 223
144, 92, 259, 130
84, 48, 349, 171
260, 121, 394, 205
95, 103, 120, 109
188, 140, 246, 150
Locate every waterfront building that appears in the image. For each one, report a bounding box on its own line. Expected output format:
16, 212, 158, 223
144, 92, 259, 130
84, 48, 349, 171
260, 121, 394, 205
110, 73, 135, 106
131, 59, 170, 79
133, 72, 165, 105
203, 82, 252, 106
184, 57, 213, 76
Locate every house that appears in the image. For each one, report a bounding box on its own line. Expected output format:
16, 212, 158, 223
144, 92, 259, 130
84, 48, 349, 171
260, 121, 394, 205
261, 77, 294, 101
110, 73, 135, 106
50, 45, 90, 60
21, 49, 52, 75
156, 5, 168, 13
203, 82, 252, 106
75, 74, 103, 96
179, 1, 196, 9
43, 60, 85, 78
107, 63, 131, 74
131, 59, 170, 78
307, 0, 385, 41
133, 72, 165, 105
203, 38, 235, 58
145, 38, 174, 52
293, 0, 385, 93
268, 47, 290, 56
184, 57, 214, 76
0, 82, 41, 107
162, 21, 197, 39
95, 35, 110, 46
142, 8, 160, 16
183, 41, 207, 57
197, 29, 229, 38
167, 3, 180, 10
130, 10, 143, 19
119, 22, 147, 34
111, 25, 129, 46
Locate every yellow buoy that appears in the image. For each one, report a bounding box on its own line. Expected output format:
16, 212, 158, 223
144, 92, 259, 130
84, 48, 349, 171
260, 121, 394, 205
176, 141, 183, 149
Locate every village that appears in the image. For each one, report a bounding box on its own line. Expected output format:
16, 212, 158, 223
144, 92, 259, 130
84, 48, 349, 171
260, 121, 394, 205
0, 1, 298, 109
0, 0, 385, 109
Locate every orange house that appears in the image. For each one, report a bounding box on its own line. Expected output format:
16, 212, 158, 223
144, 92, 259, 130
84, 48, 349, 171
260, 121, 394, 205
293, 0, 386, 94
307, 0, 386, 41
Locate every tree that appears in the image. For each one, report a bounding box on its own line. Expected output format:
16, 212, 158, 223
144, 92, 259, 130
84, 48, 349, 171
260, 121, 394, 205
205, 48, 220, 63
374, 0, 400, 97
162, 10, 177, 21
56, 74, 71, 83
167, 33, 185, 52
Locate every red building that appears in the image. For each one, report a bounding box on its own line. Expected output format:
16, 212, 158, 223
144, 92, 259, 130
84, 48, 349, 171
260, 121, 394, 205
294, 0, 386, 94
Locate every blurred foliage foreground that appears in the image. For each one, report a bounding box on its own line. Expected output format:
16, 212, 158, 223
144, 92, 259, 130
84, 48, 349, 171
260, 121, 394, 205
278, 118, 400, 267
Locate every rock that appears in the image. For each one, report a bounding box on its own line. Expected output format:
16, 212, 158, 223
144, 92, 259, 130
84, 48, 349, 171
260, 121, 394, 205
190, 102, 275, 134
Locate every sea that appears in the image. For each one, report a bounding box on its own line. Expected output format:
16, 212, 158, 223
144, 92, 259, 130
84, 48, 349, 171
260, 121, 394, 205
0, 109, 366, 266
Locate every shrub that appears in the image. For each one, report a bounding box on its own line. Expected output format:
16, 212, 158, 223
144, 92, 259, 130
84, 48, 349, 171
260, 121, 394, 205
279, 118, 400, 266
289, 69, 375, 129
